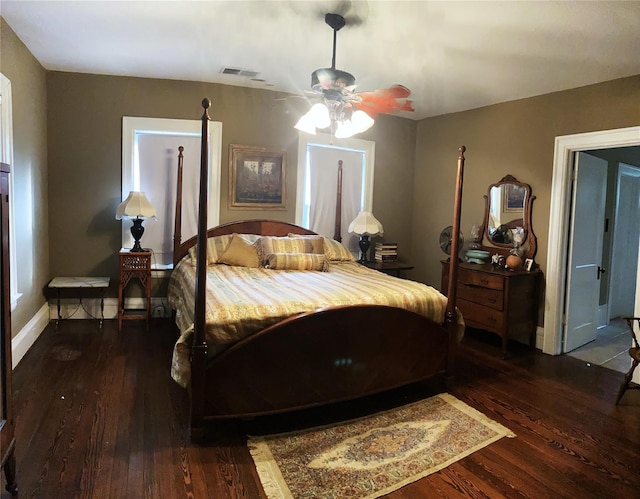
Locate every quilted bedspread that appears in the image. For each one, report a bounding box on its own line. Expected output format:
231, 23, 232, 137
168, 259, 463, 387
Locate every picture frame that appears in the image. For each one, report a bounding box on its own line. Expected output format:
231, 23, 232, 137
229, 144, 286, 209
525, 258, 534, 271
504, 183, 526, 212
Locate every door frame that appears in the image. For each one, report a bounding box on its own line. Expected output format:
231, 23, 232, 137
543, 126, 640, 355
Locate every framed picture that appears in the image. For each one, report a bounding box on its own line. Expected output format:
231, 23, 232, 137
504, 184, 526, 212
229, 144, 286, 209
525, 258, 534, 271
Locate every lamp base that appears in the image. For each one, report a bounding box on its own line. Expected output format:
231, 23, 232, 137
130, 218, 145, 252
130, 241, 145, 252
358, 235, 371, 263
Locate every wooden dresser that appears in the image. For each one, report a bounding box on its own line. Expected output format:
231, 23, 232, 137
441, 260, 539, 357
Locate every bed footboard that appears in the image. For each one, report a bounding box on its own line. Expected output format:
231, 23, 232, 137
195, 305, 449, 420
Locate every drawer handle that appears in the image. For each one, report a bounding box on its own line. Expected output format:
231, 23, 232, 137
488, 298, 497, 304
480, 278, 490, 285
486, 317, 496, 324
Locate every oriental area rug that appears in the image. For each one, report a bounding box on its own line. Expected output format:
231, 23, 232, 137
247, 393, 515, 499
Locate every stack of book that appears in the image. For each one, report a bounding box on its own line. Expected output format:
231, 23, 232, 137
374, 242, 398, 262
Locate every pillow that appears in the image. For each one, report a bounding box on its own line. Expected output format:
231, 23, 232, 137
322, 237, 356, 262
263, 252, 329, 272
217, 234, 260, 268
260, 235, 311, 256
188, 233, 260, 266
288, 233, 325, 254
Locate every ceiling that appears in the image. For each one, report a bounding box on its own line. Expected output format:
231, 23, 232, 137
1, 1, 639, 120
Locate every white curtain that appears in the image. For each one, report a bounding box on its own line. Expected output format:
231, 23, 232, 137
307, 145, 364, 253
136, 134, 201, 266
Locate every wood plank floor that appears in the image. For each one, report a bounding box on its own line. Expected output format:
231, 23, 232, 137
2, 319, 639, 498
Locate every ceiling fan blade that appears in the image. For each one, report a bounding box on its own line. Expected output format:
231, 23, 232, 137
352, 85, 415, 117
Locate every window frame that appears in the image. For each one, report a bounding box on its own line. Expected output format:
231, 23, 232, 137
295, 132, 375, 229
121, 117, 222, 270
0, 73, 20, 310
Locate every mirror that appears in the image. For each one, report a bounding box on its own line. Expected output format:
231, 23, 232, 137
478, 174, 537, 260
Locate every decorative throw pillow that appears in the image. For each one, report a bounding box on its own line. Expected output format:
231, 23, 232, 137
263, 252, 329, 272
188, 233, 260, 266
287, 233, 325, 254
259, 235, 311, 256
217, 234, 260, 268
322, 237, 356, 262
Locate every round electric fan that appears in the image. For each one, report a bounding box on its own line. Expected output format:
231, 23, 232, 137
439, 226, 464, 256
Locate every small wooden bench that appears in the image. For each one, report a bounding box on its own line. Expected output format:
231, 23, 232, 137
48, 277, 110, 328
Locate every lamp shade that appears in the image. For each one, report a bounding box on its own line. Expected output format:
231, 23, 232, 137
295, 102, 374, 138
294, 103, 331, 135
115, 191, 157, 220
348, 211, 383, 236
335, 110, 375, 139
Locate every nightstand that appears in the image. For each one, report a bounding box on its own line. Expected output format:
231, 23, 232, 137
118, 249, 152, 331
362, 260, 414, 277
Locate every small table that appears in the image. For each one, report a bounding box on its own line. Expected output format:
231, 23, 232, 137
362, 260, 414, 277
48, 277, 110, 328
118, 249, 152, 332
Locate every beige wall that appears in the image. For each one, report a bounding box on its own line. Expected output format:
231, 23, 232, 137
0, 18, 49, 337
4, 11, 639, 334
412, 75, 640, 310
46, 72, 417, 294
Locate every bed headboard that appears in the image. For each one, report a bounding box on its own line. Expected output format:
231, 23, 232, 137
173, 219, 317, 265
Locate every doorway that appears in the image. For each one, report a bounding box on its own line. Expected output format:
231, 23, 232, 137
544, 126, 640, 382
544, 126, 640, 355
566, 156, 640, 372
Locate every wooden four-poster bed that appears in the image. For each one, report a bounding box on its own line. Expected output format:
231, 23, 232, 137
169, 98, 466, 439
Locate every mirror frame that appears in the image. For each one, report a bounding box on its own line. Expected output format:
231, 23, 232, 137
478, 174, 537, 260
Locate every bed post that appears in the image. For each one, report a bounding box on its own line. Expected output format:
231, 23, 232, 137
190, 99, 211, 440
334, 160, 343, 242
173, 146, 184, 265
445, 146, 465, 375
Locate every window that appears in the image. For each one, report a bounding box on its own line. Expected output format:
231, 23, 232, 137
0, 73, 19, 309
122, 117, 222, 269
296, 132, 375, 252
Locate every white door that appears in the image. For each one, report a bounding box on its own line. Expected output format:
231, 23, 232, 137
609, 164, 640, 318
564, 153, 608, 352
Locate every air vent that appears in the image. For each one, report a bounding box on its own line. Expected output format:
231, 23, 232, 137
220, 67, 260, 78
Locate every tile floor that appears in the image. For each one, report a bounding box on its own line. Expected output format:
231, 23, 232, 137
567, 317, 633, 374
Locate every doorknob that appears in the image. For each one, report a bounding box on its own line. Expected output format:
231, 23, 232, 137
597, 266, 606, 279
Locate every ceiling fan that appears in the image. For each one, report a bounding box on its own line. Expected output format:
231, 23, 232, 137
294, 12, 414, 138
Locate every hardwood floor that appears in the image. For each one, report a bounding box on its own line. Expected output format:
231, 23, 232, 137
2, 320, 638, 498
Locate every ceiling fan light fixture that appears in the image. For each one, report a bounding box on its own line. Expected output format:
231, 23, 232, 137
312, 68, 356, 92
334, 110, 374, 139
294, 12, 411, 139
294, 103, 331, 134
352, 109, 374, 131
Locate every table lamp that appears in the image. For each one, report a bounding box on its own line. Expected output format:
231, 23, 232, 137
115, 191, 157, 252
348, 211, 383, 263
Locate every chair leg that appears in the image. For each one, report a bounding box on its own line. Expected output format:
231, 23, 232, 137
616, 359, 638, 405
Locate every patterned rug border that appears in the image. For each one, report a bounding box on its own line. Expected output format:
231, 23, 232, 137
248, 393, 515, 499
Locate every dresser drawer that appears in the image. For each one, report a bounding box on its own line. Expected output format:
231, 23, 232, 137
457, 298, 505, 333
457, 283, 503, 311
441, 275, 503, 311
457, 267, 504, 291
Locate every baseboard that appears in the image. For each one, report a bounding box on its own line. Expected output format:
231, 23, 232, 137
12, 302, 50, 368
535, 326, 544, 351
